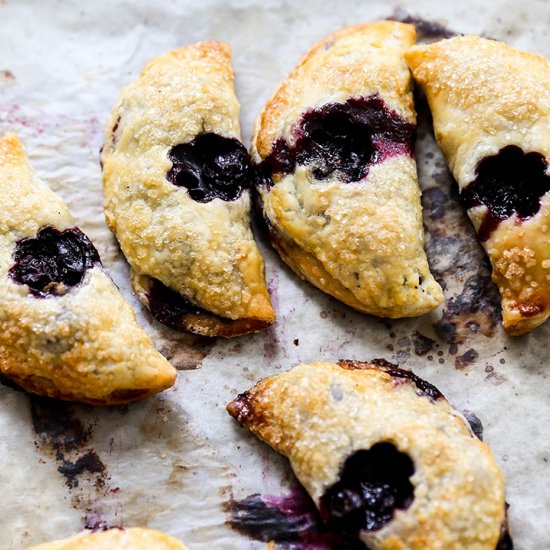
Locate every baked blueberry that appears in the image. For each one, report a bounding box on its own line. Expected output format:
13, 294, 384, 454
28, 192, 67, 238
167, 133, 253, 202
10, 226, 100, 297
320, 443, 414, 534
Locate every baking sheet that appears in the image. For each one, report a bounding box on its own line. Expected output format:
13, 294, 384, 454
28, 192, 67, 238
0, 0, 549, 548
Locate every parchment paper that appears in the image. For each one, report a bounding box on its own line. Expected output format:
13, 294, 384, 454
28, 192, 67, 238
0, 1, 548, 548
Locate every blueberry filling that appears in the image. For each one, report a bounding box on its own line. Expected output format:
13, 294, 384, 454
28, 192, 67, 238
147, 278, 206, 329
257, 95, 415, 187
461, 145, 550, 241
368, 358, 443, 401
167, 133, 253, 203
320, 443, 415, 535
338, 359, 444, 401
9, 226, 100, 297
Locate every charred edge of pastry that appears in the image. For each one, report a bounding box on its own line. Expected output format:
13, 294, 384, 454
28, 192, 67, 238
2, 372, 159, 405
146, 277, 272, 338
9, 226, 101, 298
226, 389, 257, 424
337, 359, 444, 401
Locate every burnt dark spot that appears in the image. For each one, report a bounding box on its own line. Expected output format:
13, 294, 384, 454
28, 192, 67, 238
9, 226, 100, 297
461, 146, 550, 241
29, 396, 116, 526
225, 484, 362, 548
111, 115, 121, 135
461, 409, 484, 440
257, 95, 415, 187
31, 396, 92, 451
455, 348, 479, 370
167, 133, 253, 202
412, 331, 436, 356
423, 186, 449, 221
436, 263, 501, 354
110, 115, 121, 146
365, 358, 443, 401
320, 443, 415, 535
58, 451, 105, 488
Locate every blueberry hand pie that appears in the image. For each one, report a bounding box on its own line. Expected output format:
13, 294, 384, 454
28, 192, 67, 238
406, 36, 550, 335
0, 133, 176, 404
28, 528, 186, 549
101, 41, 275, 337
228, 360, 509, 549
251, 21, 443, 317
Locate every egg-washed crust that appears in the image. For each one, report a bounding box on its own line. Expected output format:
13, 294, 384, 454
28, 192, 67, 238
250, 21, 443, 318
0, 133, 176, 405
27, 527, 187, 549
101, 41, 274, 337
227, 360, 506, 550
406, 36, 550, 335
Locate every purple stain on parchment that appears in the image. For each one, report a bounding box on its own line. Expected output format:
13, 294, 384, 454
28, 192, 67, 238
264, 274, 285, 361
267, 273, 280, 311
226, 482, 363, 549
0, 104, 102, 142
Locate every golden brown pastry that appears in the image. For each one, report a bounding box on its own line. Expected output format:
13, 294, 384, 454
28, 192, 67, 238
0, 133, 176, 404
228, 360, 509, 549
101, 41, 275, 337
251, 21, 443, 318
406, 36, 550, 335
27, 527, 186, 549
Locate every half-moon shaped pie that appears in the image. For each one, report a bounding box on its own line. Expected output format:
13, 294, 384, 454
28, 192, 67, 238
0, 133, 176, 404
101, 41, 275, 337
27, 528, 186, 549
228, 360, 509, 549
406, 36, 550, 335
251, 21, 443, 318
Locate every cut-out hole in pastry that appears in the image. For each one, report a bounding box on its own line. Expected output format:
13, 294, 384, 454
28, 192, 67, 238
9, 226, 100, 297
320, 443, 415, 534
167, 132, 253, 202
257, 95, 415, 187
461, 145, 550, 241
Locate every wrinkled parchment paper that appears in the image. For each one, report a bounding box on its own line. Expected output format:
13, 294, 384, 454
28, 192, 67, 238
1, 1, 549, 548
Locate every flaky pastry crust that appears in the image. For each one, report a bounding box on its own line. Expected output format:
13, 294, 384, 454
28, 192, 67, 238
27, 527, 186, 549
0, 133, 176, 404
251, 22, 442, 318
228, 360, 506, 549
101, 41, 274, 337
406, 36, 550, 335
